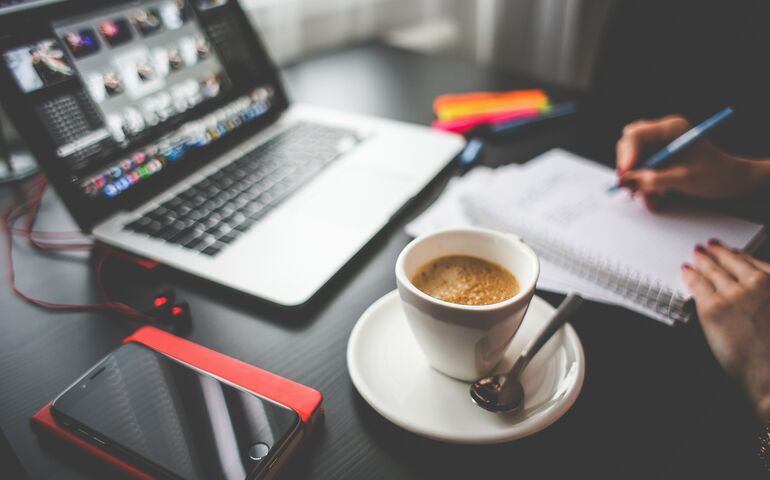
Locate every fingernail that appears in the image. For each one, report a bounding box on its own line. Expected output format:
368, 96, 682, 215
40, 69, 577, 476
707, 238, 721, 247
681, 263, 692, 270
694, 244, 706, 253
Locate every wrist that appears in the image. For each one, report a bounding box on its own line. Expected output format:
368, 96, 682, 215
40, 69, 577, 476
756, 395, 770, 424
741, 363, 770, 423
744, 158, 770, 193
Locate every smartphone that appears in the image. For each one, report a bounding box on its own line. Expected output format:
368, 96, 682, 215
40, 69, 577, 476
51, 343, 302, 480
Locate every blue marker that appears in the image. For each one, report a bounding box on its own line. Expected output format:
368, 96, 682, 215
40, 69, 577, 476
609, 106, 734, 192
490, 101, 578, 134
458, 137, 484, 168
457, 101, 580, 170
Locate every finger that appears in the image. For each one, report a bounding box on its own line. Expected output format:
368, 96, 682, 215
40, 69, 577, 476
693, 244, 738, 290
745, 256, 770, 275
705, 239, 759, 278
681, 262, 716, 298
621, 167, 690, 194
617, 116, 691, 173
616, 138, 639, 175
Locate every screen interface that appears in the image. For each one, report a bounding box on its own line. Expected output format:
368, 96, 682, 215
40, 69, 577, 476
2, 0, 277, 202
53, 343, 299, 480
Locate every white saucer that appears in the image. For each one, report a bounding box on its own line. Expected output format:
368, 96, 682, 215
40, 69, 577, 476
347, 290, 585, 444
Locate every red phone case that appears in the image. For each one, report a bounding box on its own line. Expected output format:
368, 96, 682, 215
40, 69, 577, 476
31, 326, 323, 479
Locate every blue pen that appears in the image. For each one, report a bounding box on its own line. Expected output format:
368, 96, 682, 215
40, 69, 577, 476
608, 106, 734, 192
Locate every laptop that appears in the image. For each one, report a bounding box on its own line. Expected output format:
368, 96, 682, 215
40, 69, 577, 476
0, 0, 463, 306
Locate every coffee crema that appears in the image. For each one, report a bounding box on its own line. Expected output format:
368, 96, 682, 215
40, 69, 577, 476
411, 255, 520, 306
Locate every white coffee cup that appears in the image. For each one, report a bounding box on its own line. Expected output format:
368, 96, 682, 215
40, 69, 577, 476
395, 228, 539, 381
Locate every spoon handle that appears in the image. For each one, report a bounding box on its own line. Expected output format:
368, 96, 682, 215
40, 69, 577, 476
515, 293, 584, 374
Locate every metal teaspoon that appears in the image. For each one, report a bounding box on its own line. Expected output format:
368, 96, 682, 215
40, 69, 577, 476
470, 293, 584, 413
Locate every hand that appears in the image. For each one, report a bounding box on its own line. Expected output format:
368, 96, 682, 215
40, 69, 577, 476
681, 240, 770, 422
615, 115, 769, 210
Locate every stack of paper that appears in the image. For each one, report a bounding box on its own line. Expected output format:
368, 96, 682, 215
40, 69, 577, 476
406, 149, 765, 325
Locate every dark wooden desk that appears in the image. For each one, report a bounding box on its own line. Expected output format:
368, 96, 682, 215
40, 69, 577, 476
0, 44, 766, 480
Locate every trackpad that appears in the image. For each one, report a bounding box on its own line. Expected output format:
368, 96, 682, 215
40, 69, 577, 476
226, 169, 414, 304
284, 168, 414, 228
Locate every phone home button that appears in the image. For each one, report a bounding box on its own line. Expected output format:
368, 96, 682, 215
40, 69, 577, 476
248, 442, 270, 461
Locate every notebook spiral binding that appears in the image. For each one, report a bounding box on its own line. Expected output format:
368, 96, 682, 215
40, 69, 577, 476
466, 203, 691, 323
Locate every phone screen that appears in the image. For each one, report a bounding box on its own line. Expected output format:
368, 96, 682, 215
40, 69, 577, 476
51, 343, 300, 480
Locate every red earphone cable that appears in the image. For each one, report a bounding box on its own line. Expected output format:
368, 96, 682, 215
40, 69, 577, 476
2, 176, 153, 321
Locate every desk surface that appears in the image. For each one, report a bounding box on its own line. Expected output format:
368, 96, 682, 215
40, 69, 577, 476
1, 43, 767, 480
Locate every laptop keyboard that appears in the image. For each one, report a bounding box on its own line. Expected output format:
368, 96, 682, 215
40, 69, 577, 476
124, 122, 360, 256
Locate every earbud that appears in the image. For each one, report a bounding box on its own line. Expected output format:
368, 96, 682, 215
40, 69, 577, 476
152, 289, 176, 309
147, 288, 191, 331
170, 301, 191, 322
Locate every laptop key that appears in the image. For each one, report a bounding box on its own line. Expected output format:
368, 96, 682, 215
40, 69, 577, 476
238, 201, 264, 216
175, 227, 205, 246
215, 177, 236, 189
216, 204, 236, 218
179, 189, 198, 201
162, 197, 184, 210
201, 214, 222, 230
230, 196, 249, 209
172, 219, 195, 231
218, 233, 238, 244
126, 216, 153, 230
201, 242, 226, 256
212, 224, 233, 237
232, 179, 251, 192
157, 214, 176, 228
205, 185, 221, 198
130, 217, 162, 235
184, 208, 205, 222
201, 199, 220, 212
225, 212, 247, 225
176, 204, 193, 216
195, 235, 218, 251
259, 191, 276, 205
190, 195, 207, 208
195, 178, 212, 188
159, 225, 183, 241
183, 237, 204, 250
233, 219, 255, 232
147, 206, 169, 217
243, 173, 262, 184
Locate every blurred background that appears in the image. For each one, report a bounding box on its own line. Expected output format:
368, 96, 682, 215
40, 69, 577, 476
244, 0, 612, 90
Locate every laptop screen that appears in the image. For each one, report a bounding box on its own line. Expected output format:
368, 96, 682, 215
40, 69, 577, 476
0, 0, 288, 229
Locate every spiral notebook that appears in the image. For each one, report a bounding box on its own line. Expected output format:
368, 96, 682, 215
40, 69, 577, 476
407, 149, 766, 324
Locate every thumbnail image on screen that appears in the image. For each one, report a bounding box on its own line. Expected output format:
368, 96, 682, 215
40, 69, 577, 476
98, 19, 133, 46
3, 39, 75, 92
86, 69, 125, 102
159, 0, 187, 29
63, 29, 100, 58
130, 8, 164, 36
